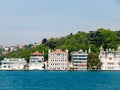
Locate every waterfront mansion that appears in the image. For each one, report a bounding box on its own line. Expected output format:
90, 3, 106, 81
48, 49, 68, 70
2, 46, 120, 71
99, 46, 120, 70
71, 49, 88, 70
29, 51, 44, 70
0, 58, 27, 70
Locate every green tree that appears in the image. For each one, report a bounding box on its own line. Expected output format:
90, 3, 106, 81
88, 30, 105, 47
87, 53, 101, 70
42, 38, 47, 44
98, 28, 120, 49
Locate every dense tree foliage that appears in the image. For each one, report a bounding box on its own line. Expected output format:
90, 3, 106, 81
88, 30, 105, 47
42, 38, 47, 44
116, 30, 120, 36
87, 53, 101, 70
98, 28, 120, 49
2, 28, 120, 69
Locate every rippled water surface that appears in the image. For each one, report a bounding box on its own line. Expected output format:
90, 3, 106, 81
0, 71, 120, 90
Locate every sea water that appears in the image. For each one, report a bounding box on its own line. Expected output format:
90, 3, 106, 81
0, 71, 120, 90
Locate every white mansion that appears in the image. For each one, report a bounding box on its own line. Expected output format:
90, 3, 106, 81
29, 51, 44, 70
99, 46, 120, 70
48, 49, 68, 70
71, 49, 88, 70
0, 58, 27, 70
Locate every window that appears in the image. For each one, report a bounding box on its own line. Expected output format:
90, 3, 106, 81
107, 62, 114, 65
38, 61, 41, 63
3, 66, 6, 68
8, 66, 10, 68
73, 58, 87, 60
109, 58, 112, 60
31, 61, 35, 63
57, 53, 60, 56
78, 55, 87, 57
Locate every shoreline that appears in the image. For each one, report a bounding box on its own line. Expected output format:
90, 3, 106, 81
1, 70, 120, 71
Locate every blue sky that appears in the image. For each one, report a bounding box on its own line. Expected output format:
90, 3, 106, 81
0, 0, 120, 45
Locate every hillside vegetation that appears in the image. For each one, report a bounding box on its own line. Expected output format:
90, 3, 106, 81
2, 28, 120, 69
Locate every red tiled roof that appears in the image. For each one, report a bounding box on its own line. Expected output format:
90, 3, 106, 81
31, 51, 43, 55
51, 49, 66, 53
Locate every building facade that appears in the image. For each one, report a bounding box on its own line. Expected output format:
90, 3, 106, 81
48, 49, 68, 70
99, 46, 120, 70
29, 51, 44, 70
71, 49, 88, 70
0, 58, 27, 70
